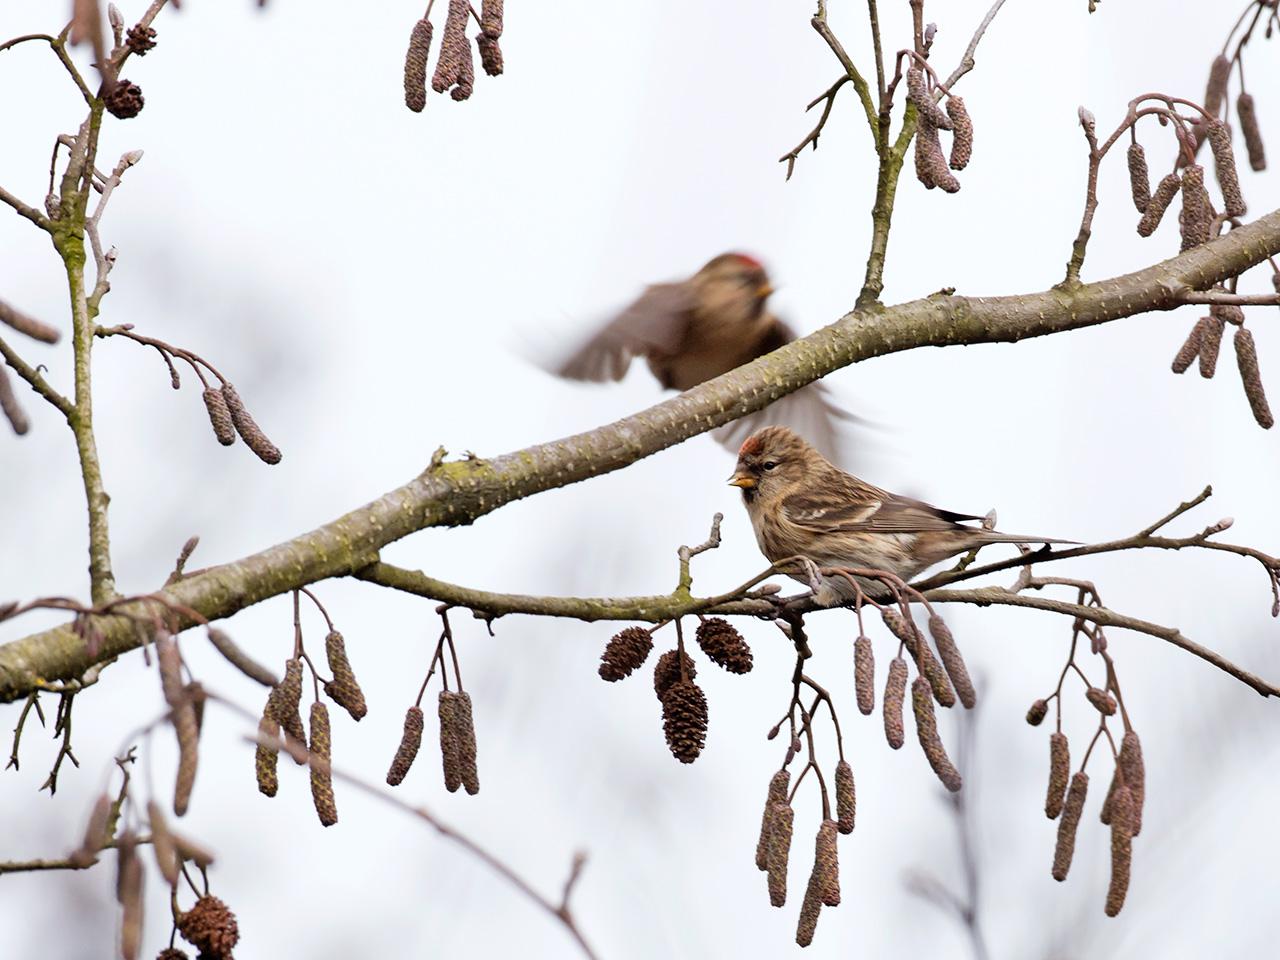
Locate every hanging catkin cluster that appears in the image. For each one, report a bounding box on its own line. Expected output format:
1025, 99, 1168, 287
218, 382, 282, 464
439, 690, 480, 794
401, 0, 506, 109
906, 64, 973, 193
1170, 303, 1273, 429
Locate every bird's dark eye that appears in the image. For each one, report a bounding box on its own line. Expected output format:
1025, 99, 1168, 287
763, 461, 778, 471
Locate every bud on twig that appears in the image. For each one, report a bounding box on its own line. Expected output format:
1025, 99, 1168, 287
834, 760, 855, 835
756, 769, 791, 871
1237, 92, 1266, 171
403, 19, 432, 113
1127, 142, 1151, 213
309, 702, 337, 826
1026, 698, 1048, 726
1137, 173, 1181, 237
1085, 686, 1117, 716
911, 677, 962, 792
1051, 772, 1089, 881
1235, 326, 1274, 428
386, 705, 424, 786
220, 383, 282, 464
883, 656, 907, 749
1045, 733, 1069, 819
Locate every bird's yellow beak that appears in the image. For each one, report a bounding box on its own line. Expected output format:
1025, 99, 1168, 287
756, 283, 773, 299
728, 472, 756, 489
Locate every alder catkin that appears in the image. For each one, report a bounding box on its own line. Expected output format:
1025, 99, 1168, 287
1199, 316, 1226, 379
1045, 733, 1070, 819
403, 19, 431, 112
756, 769, 791, 871
816, 819, 841, 907
796, 870, 823, 947
480, 0, 503, 38
883, 656, 908, 749
69, 793, 112, 867
0, 298, 60, 343
117, 835, 144, 960
1235, 326, 1275, 429
1127, 142, 1151, 213
438, 691, 463, 792
1237, 92, 1266, 171
1171, 318, 1208, 374
268, 659, 308, 762
158, 635, 199, 816
834, 760, 856, 835
323, 630, 368, 720
432, 0, 474, 100
911, 677, 962, 792
207, 627, 277, 686
254, 712, 280, 797
766, 801, 794, 907
219, 383, 282, 464
1179, 164, 1214, 251
906, 64, 952, 129
1204, 55, 1231, 119
946, 96, 973, 170
201, 388, 236, 446
308, 702, 337, 827
1206, 119, 1247, 218
915, 116, 960, 193
1105, 784, 1135, 916
854, 635, 875, 715
454, 691, 480, 794
1118, 731, 1146, 836
928, 614, 975, 709
1052, 772, 1089, 881
1137, 173, 1181, 236
147, 800, 180, 887
477, 35, 503, 77
386, 705, 424, 786
0, 366, 28, 436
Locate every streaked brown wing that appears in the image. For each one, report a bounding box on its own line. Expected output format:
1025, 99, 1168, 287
783, 486, 983, 536
555, 283, 696, 382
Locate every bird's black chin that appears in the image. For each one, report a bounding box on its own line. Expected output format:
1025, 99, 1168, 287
740, 487, 757, 504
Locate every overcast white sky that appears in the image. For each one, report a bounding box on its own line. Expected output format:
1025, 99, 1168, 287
2, 1, 1280, 958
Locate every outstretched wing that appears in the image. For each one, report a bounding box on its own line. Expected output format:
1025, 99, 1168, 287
554, 283, 696, 382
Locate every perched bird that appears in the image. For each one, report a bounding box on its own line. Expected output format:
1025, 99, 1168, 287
553, 252, 859, 461
729, 426, 1073, 604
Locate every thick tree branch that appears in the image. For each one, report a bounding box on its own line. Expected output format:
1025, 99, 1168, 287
4, 212, 1280, 700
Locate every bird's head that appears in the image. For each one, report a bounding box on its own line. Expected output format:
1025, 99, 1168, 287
694, 252, 774, 320
728, 426, 815, 502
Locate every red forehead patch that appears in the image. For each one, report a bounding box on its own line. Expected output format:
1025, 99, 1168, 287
738, 435, 764, 457
731, 252, 763, 271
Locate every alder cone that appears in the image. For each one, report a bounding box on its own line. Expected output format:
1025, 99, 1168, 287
694, 617, 753, 673
653, 649, 696, 700
599, 625, 653, 681
661, 679, 708, 763
177, 895, 239, 960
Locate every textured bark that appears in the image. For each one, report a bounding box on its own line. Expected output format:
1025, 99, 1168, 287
3, 211, 1280, 701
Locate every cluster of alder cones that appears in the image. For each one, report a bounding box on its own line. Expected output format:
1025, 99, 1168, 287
402, 0, 504, 112
598, 617, 753, 763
